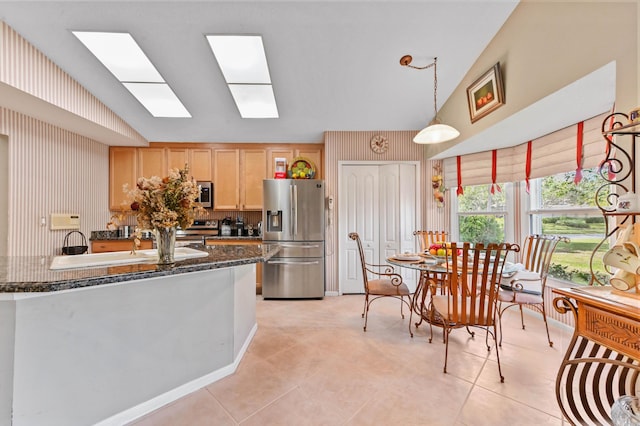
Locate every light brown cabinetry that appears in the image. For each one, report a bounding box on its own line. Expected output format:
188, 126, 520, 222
91, 239, 153, 253
167, 148, 212, 181
138, 148, 166, 179
109, 147, 137, 210
267, 146, 323, 179
240, 149, 267, 210
213, 149, 240, 210
109, 143, 323, 212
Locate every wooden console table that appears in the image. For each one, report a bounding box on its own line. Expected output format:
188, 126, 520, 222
553, 286, 640, 425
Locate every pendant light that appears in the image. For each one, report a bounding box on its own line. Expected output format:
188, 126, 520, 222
400, 55, 460, 144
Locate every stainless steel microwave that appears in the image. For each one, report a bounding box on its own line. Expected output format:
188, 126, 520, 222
197, 181, 213, 208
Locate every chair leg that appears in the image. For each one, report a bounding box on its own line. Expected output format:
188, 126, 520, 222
443, 326, 450, 374
519, 304, 525, 330
497, 302, 505, 347
465, 326, 475, 338
400, 296, 405, 319
491, 324, 505, 383
361, 294, 368, 319
541, 302, 553, 347
362, 295, 370, 332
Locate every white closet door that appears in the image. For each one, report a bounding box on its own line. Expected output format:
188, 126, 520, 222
341, 165, 380, 294
339, 162, 419, 294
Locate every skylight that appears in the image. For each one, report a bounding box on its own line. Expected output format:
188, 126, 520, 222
72, 31, 191, 118
206, 35, 279, 119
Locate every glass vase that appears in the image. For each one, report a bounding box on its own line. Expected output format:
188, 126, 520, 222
612, 395, 640, 426
155, 226, 176, 264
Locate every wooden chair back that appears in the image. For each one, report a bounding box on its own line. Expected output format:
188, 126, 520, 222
413, 230, 448, 252
349, 232, 371, 293
520, 234, 568, 287
446, 242, 519, 326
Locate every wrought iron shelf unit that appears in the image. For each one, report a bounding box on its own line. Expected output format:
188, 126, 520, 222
590, 112, 639, 285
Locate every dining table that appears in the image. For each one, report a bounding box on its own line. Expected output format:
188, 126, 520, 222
386, 254, 450, 333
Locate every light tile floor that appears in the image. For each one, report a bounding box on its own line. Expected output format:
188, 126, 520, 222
131, 295, 573, 425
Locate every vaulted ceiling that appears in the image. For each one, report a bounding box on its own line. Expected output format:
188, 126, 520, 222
0, 1, 519, 143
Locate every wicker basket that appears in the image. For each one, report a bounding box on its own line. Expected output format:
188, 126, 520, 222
62, 231, 88, 255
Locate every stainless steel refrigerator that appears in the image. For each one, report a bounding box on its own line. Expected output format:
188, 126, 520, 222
262, 179, 325, 298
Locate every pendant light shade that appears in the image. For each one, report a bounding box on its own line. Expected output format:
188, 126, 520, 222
400, 55, 459, 144
413, 119, 460, 144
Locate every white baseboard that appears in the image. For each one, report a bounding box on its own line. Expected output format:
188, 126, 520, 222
96, 323, 258, 426
325, 291, 340, 297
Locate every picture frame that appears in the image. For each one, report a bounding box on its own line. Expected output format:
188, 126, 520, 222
466, 62, 505, 123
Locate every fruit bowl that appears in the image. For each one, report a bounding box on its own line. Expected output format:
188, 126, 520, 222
288, 157, 316, 179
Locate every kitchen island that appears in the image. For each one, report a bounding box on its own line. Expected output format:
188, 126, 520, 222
0, 243, 278, 426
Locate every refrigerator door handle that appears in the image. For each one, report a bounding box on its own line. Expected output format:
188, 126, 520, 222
293, 183, 298, 236
267, 260, 320, 265
289, 184, 295, 236
280, 243, 321, 249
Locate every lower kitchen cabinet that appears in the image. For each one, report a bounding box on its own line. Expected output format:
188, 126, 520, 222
205, 239, 263, 293
91, 239, 153, 253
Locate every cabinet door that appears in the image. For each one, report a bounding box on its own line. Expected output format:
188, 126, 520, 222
241, 149, 266, 210
92, 240, 153, 253
296, 147, 323, 179
190, 149, 213, 181
167, 148, 188, 171
138, 148, 166, 179
213, 149, 240, 210
109, 147, 137, 210
267, 148, 294, 179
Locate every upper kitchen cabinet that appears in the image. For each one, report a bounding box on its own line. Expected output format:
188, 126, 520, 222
109, 147, 137, 211
213, 149, 240, 210
190, 149, 213, 181
213, 148, 267, 211
138, 148, 166, 179
167, 148, 212, 181
240, 149, 267, 210
267, 145, 323, 179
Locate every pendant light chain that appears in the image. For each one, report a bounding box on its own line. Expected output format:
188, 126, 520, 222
399, 54, 459, 144
432, 57, 438, 118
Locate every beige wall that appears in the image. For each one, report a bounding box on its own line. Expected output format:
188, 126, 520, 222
0, 134, 7, 256
0, 108, 112, 256
429, 1, 638, 158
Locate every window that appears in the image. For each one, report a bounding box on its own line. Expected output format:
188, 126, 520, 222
452, 182, 514, 245
527, 168, 607, 284
451, 167, 608, 285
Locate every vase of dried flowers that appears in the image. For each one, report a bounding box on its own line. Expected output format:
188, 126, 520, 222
125, 165, 204, 265
155, 226, 177, 264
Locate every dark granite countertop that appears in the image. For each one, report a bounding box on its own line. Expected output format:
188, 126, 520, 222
0, 243, 278, 293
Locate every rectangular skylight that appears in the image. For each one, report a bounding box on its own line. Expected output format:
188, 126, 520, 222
228, 85, 279, 118
72, 32, 164, 82
72, 31, 190, 118
123, 83, 191, 118
206, 34, 278, 119
206, 35, 271, 84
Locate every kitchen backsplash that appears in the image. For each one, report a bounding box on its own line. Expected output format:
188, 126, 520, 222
115, 210, 262, 229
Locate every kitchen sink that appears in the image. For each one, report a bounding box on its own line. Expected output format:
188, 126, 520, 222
50, 247, 209, 270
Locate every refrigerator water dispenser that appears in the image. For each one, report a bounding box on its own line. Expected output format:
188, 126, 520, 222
267, 210, 282, 232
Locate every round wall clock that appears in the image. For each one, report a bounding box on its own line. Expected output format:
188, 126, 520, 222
370, 135, 389, 154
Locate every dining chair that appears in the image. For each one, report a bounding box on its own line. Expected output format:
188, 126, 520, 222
428, 241, 519, 382
349, 232, 413, 336
413, 230, 448, 253
497, 234, 569, 347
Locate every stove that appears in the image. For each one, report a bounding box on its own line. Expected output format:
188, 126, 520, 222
176, 220, 219, 242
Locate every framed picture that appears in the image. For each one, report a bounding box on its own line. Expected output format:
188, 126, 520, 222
466, 62, 505, 123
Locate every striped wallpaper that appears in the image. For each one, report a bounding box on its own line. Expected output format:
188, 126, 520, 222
0, 21, 146, 146
323, 130, 447, 294
1, 108, 111, 256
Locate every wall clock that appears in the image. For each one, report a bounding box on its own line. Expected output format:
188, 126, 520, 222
370, 135, 389, 154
